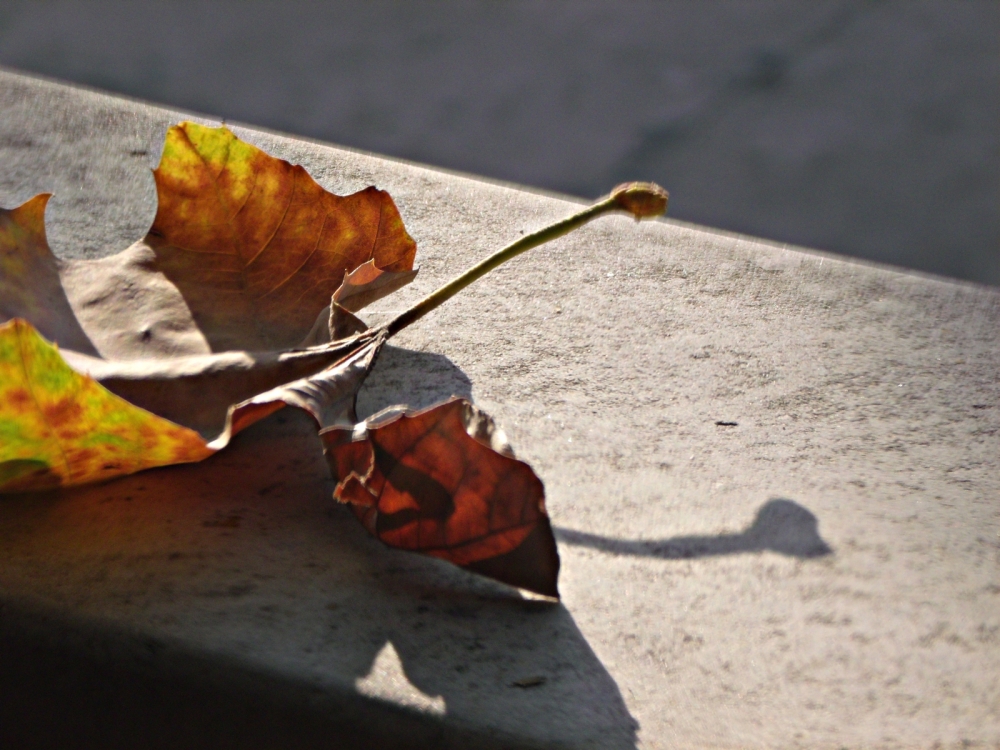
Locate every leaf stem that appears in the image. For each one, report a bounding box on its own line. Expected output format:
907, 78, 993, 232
382, 182, 667, 339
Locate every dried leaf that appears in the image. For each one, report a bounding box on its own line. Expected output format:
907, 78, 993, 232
322, 399, 560, 598
0, 122, 416, 488
2, 123, 415, 360
139, 122, 415, 352
334, 258, 420, 313
0, 318, 383, 493
213, 332, 385, 449
0, 319, 211, 492
61, 334, 372, 438
0, 120, 612, 595
325, 258, 419, 343
0, 194, 95, 355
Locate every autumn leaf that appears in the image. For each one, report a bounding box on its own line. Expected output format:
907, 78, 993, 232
0, 317, 383, 489
334, 258, 420, 314
143, 122, 415, 352
1, 121, 416, 357
323, 399, 560, 597
0, 117, 667, 594
0, 194, 95, 355
0, 318, 211, 492
0, 121, 416, 452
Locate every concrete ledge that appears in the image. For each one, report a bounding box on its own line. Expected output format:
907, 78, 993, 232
1, 70, 998, 748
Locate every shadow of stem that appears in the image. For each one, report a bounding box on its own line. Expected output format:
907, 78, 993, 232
556, 498, 832, 560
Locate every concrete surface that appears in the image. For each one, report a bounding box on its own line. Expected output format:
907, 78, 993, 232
0, 1, 997, 286
1, 70, 998, 749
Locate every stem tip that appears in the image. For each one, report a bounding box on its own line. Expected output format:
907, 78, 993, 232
609, 182, 669, 219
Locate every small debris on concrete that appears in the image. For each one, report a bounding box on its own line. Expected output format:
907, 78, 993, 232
512, 676, 546, 688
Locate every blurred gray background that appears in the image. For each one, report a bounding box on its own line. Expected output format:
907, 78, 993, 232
0, 1, 997, 284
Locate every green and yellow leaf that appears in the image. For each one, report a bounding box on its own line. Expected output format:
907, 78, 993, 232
0, 318, 211, 492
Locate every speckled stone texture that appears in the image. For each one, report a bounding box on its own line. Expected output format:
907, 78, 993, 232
0, 70, 998, 749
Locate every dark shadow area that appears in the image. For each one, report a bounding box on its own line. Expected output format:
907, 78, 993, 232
304, 351, 639, 745
0, 596, 480, 750
335, 576, 640, 750
556, 498, 833, 560
0, 406, 638, 748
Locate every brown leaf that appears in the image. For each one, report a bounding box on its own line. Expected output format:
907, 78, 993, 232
0, 122, 415, 486
60, 334, 371, 438
214, 332, 385, 447
323, 257, 419, 344
321, 399, 560, 598
141, 122, 416, 352
2, 121, 415, 361
1, 122, 564, 597
0, 194, 97, 355
0, 318, 381, 492
333, 258, 419, 313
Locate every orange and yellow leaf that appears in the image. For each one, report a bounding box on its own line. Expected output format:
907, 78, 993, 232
147, 122, 417, 350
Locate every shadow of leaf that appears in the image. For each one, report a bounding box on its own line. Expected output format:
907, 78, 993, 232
356, 344, 473, 418
556, 498, 832, 559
